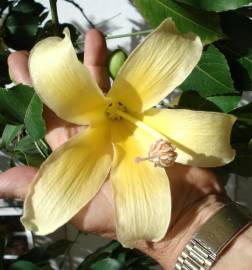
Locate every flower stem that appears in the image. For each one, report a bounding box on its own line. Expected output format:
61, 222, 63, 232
49, 0, 60, 36
105, 29, 152, 40
77, 29, 152, 46
63, 0, 95, 28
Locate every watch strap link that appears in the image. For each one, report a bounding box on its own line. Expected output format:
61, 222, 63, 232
175, 203, 252, 270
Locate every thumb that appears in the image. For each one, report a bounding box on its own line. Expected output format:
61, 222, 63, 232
0, 166, 37, 200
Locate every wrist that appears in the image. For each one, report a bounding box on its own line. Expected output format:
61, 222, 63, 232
212, 224, 252, 270
136, 194, 227, 269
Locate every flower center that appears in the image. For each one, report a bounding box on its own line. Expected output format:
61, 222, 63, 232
105, 98, 127, 120
105, 98, 177, 167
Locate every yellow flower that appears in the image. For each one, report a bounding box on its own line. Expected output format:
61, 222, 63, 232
21, 19, 236, 247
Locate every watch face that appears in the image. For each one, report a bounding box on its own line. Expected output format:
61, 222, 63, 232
0, 199, 34, 268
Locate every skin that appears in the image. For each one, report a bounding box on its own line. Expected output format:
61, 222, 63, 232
1, 30, 251, 270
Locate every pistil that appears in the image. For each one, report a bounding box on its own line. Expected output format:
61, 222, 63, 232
116, 109, 168, 141
115, 109, 178, 168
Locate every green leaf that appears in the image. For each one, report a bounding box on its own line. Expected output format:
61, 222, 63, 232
207, 95, 240, 112
39, 266, 54, 270
100, 241, 121, 254
0, 50, 11, 87
1, 124, 23, 146
226, 53, 252, 92
2, 0, 46, 50
36, 21, 79, 43
231, 122, 252, 145
15, 136, 46, 166
19, 247, 49, 264
238, 49, 252, 81
91, 258, 124, 270
174, 0, 252, 12
0, 112, 15, 125
15, 136, 39, 154
78, 241, 156, 270
0, 85, 46, 139
181, 45, 236, 97
216, 42, 251, 92
15, 151, 44, 167
133, 0, 224, 44
77, 253, 111, 270
231, 102, 252, 125
3, 12, 41, 50
9, 261, 40, 270
78, 241, 120, 270
12, 0, 45, 15
0, 234, 5, 270
178, 90, 221, 111
222, 143, 252, 177
179, 90, 240, 112
19, 240, 72, 264
24, 93, 46, 140
220, 12, 252, 51
216, 12, 252, 92
231, 103, 252, 146
0, 85, 34, 123
35, 139, 51, 158
18, 239, 74, 265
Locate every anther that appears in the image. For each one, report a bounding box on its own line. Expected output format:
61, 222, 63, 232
135, 139, 177, 168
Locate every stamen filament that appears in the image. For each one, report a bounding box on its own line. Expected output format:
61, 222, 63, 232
135, 155, 159, 163
116, 110, 167, 141
116, 109, 198, 158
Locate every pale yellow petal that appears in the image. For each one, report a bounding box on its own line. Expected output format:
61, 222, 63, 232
108, 18, 202, 113
21, 125, 112, 235
141, 108, 236, 167
29, 29, 106, 125
110, 121, 171, 247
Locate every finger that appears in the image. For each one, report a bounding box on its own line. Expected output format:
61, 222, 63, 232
84, 29, 110, 92
44, 106, 85, 150
8, 51, 32, 85
7, 51, 65, 144
0, 166, 37, 200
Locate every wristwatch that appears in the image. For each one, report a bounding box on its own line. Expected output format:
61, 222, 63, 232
175, 202, 252, 270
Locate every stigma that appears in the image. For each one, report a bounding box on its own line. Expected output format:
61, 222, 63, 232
105, 98, 127, 120
135, 139, 177, 168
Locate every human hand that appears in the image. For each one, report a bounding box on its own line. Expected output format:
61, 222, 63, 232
0, 29, 228, 269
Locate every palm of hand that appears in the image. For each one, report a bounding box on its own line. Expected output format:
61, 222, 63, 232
0, 30, 224, 244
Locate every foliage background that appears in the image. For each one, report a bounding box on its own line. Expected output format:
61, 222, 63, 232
0, 0, 252, 269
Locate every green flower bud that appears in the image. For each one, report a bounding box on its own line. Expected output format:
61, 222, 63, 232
108, 49, 127, 79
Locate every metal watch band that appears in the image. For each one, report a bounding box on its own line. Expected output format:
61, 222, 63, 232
175, 202, 252, 270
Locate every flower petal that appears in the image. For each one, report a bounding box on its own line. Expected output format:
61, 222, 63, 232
110, 121, 171, 247
141, 108, 236, 167
29, 29, 106, 125
21, 125, 112, 235
108, 18, 202, 113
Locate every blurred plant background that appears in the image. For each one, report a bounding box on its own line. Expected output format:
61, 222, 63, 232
0, 0, 251, 269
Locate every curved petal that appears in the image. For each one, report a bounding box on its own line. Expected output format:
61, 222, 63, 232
141, 108, 236, 167
108, 18, 202, 113
29, 29, 106, 125
21, 125, 112, 235
110, 121, 171, 247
